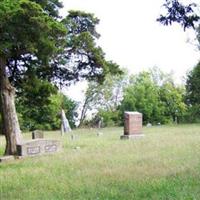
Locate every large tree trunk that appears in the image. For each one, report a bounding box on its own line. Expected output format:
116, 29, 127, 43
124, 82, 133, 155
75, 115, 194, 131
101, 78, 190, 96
0, 57, 22, 155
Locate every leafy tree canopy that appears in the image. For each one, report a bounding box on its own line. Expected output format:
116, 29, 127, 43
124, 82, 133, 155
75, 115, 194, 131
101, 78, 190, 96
186, 62, 200, 105
1, 1, 121, 89
0, 0, 66, 87
158, 0, 200, 30
120, 69, 186, 124
16, 77, 77, 131
31, 0, 63, 18
121, 72, 164, 124
60, 10, 121, 85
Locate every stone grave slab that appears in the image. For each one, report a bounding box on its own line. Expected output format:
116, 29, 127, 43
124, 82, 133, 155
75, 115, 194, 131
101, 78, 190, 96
0, 155, 15, 163
17, 139, 61, 157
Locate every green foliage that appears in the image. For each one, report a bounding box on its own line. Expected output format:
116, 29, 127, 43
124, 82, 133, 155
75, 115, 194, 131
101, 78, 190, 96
186, 62, 200, 105
16, 78, 77, 131
90, 73, 126, 110
185, 62, 200, 121
16, 78, 58, 130
120, 72, 165, 124
0, 0, 66, 59
62, 95, 78, 128
64, 10, 100, 38
0, 1, 120, 89
160, 82, 186, 123
183, 105, 200, 123
61, 10, 121, 84
158, 0, 200, 30
120, 70, 186, 125
82, 68, 188, 127
31, 0, 63, 18
79, 72, 127, 127
98, 109, 121, 127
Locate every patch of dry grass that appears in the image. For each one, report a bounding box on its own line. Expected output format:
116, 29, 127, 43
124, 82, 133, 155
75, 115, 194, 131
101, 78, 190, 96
1, 125, 200, 199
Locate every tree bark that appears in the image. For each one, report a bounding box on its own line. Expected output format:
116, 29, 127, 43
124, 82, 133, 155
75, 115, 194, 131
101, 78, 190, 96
0, 57, 22, 155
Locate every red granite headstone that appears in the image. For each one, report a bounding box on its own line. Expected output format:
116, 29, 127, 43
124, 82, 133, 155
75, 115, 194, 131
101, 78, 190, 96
121, 111, 143, 139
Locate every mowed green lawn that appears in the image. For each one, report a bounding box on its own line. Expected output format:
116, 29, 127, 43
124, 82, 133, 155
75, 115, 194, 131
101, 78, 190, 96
1, 125, 200, 200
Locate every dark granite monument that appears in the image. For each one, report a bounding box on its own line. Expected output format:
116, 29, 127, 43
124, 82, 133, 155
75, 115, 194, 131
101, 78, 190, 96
121, 111, 144, 139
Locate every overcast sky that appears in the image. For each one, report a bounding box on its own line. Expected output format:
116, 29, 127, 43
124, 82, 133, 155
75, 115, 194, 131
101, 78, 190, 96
61, 0, 200, 100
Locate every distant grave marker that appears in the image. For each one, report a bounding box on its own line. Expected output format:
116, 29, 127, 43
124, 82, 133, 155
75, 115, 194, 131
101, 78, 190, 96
97, 117, 103, 129
97, 132, 103, 136
121, 111, 144, 139
61, 109, 71, 136
32, 130, 44, 139
146, 122, 152, 128
96, 116, 103, 136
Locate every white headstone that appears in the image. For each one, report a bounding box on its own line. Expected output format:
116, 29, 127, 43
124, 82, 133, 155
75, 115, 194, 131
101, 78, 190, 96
61, 109, 71, 135
146, 123, 152, 127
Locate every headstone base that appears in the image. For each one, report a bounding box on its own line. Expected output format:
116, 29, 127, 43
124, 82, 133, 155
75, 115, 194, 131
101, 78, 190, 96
120, 134, 145, 139
0, 155, 15, 163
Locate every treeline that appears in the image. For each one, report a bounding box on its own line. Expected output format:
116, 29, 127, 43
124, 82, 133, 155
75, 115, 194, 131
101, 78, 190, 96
81, 64, 200, 127
1, 63, 198, 132
9, 62, 200, 131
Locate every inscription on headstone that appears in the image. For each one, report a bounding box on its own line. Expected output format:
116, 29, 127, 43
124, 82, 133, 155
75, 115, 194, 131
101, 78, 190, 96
27, 146, 40, 155
45, 145, 57, 153
121, 111, 144, 139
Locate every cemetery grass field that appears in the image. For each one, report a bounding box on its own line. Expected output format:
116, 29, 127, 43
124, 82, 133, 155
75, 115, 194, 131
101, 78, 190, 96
1, 125, 200, 199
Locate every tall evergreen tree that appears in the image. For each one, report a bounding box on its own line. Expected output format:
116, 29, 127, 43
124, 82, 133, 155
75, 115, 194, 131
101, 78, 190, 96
0, 0, 120, 155
0, 0, 66, 155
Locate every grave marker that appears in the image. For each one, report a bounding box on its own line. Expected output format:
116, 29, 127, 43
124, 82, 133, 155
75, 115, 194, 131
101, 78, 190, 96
32, 130, 44, 139
17, 139, 61, 157
121, 111, 144, 139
